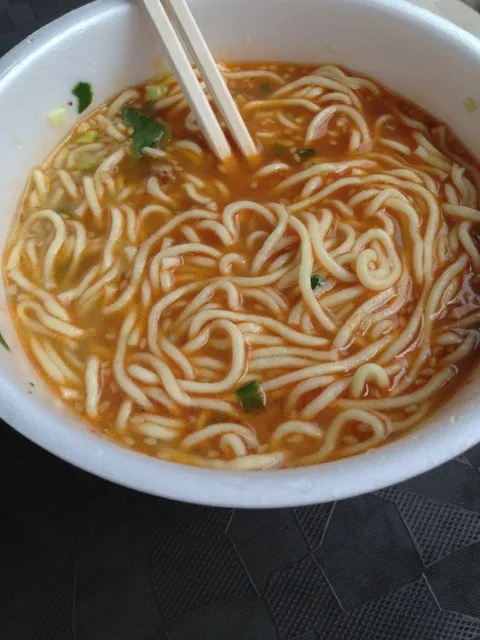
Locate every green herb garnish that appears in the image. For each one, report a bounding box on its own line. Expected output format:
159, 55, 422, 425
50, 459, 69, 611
48, 107, 67, 125
310, 274, 325, 290
273, 141, 288, 158
464, 97, 478, 113
29, 382, 35, 388
123, 107, 171, 157
76, 131, 98, 144
297, 147, 316, 160
236, 380, 266, 413
0, 331, 10, 352
260, 83, 271, 92
73, 148, 106, 172
72, 82, 93, 114
145, 85, 168, 101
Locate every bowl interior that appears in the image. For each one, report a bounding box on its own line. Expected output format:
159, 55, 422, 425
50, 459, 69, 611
0, 0, 480, 507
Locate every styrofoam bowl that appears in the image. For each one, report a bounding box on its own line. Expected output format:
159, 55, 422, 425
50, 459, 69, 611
1, 0, 479, 507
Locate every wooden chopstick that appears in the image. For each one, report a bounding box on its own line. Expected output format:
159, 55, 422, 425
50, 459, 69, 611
163, 0, 258, 161
141, 0, 232, 161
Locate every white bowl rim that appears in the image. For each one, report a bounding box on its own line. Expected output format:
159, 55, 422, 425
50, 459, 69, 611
2, 0, 480, 508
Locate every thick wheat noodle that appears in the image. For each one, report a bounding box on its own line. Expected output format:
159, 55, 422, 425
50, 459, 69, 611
182, 423, 258, 449
17, 300, 64, 339
113, 311, 152, 408
159, 337, 195, 380
9, 269, 70, 321
382, 198, 424, 283
350, 363, 390, 398
301, 378, 351, 419
458, 221, 480, 268
306, 104, 372, 149
103, 211, 217, 314
85, 355, 101, 418
219, 433, 247, 457
194, 453, 285, 470
43, 342, 80, 383
138, 204, 172, 227
136, 423, 179, 440
289, 177, 361, 213
83, 176, 102, 219
223, 69, 286, 84
249, 356, 322, 370
241, 288, 286, 314
288, 216, 337, 331
16, 300, 83, 338
95, 149, 125, 196
393, 255, 469, 392
274, 160, 374, 193
263, 335, 392, 392
175, 281, 241, 328
334, 288, 395, 348
187, 309, 330, 346
390, 403, 431, 432
443, 332, 477, 365
252, 346, 339, 361
149, 243, 221, 289
134, 352, 191, 405
230, 266, 291, 286
271, 75, 359, 103
222, 201, 276, 238
353, 228, 403, 290
329, 224, 357, 258
144, 387, 181, 414
30, 337, 65, 383
304, 211, 356, 282
22, 210, 66, 290
339, 366, 455, 410
378, 289, 428, 366
79, 264, 120, 306
369, 271, 410, 325
102, 207, 124, 272
253, 162, 291, 179
299, 409, 387, 464
65, 220, 87, 280
272, 421, 323, 441
179, 321, 245, 394
58, 265, 101, 304
251, 204, 288, 274
196, 220, 233, 244
128, 364, 160, 384
320, 286, 363, 309
131, 413, 184, 428
115, 399, 133, 431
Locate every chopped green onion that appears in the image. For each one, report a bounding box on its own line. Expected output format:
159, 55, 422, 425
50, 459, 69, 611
48, 107, 67, 125
236, 380, 266, 413
0, 331, 10, 352
72, 81, 93, 114
297, 147, 316, 160
123, 106, 171, 157
464, 97, 478, 113
156, 68, 172, 82
145, 85, 168, 101
310, 274, 325, 289
76, 131, 98, 144
273, 141, 288, 158
29, 382, 35, 388
73, 149, 106, 172
260, 83, 271, 92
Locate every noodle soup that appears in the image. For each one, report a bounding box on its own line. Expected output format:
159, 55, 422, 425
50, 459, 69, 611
5, 62, 480, 470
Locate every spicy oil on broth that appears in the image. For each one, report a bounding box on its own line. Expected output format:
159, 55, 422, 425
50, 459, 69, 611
5, 62, 480, 470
